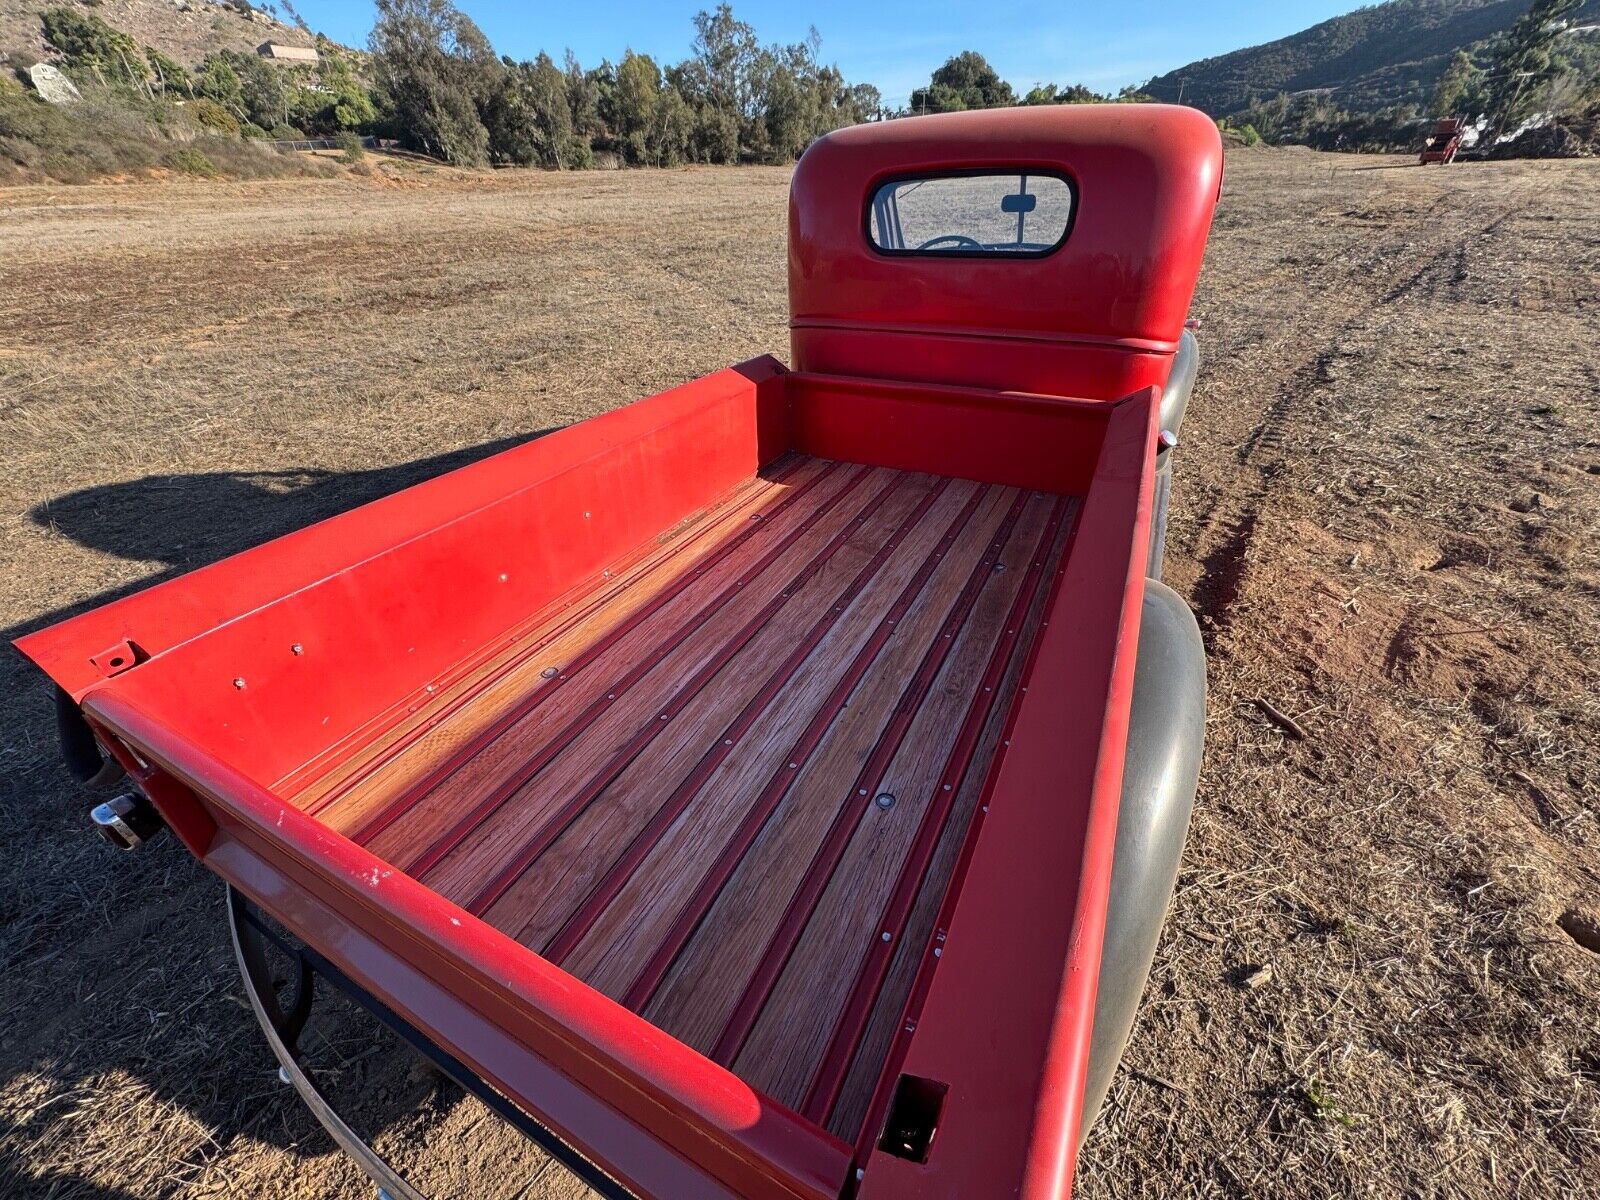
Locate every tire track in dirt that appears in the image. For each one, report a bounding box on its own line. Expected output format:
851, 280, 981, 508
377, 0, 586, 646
1184, 198, 1519, 644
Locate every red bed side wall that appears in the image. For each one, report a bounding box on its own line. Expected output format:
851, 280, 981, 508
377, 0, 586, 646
81, 688, 854, 1200
857, 389, 1158, 1200
783, 372, 1107, 495
18, 358, 789, 789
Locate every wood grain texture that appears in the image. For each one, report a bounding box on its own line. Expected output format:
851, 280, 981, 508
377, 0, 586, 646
636, 484, 1018, 1051
295, 455, 1077, 1145
343, 459, 870, 853
822, 505, 1077, 1140
731, 493, 1057, 1106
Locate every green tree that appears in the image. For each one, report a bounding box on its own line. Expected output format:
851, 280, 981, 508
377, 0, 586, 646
564, 50, 601, 141
648, 84, 694, 165
910, 51, 1013, 114
143, 46, 191, 97
1429, 49, 1481, 117
609, 48, 662, 143
1483, 0, 1582, 136
845, 82, 883, 122
40, 7, 151, 91
196, 51, 293, 130
482, 51, 573, 166
369, 0, 497, 165
1021, 82, 1104, 105
194, 55, 246, 117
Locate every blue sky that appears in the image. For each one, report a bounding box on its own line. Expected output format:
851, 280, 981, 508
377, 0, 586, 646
292, 1, 1361, 109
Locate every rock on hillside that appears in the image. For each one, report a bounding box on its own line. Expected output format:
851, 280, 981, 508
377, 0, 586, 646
0, 0, 319, 68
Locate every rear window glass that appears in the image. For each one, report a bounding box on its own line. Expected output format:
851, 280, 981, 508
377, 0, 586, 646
867, 172, 1074, 256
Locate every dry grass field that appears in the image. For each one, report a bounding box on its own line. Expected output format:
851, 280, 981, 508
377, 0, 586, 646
1, 149, 1597, 1199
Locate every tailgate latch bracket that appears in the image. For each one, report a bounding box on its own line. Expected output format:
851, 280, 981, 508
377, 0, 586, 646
90, 640, 145, 679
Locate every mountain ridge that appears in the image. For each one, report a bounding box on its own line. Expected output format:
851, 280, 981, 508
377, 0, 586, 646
1143, 0, 1599, 117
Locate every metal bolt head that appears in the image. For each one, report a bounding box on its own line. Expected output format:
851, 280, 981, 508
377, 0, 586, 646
874, 792, 895, 810
233, 678, 246, 690
290, 643, 303, 655
541, 666, 560, 679
1158, 429, 1179, 451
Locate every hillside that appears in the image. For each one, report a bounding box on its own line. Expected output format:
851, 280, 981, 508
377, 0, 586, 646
1144, 0, 1600, 116
0, 0, 317, 67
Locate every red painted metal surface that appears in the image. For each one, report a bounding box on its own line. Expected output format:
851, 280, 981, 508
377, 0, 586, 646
82, 689, 854, 1200
855, 391, 1159, 1199
790, 105, 1223, 398
18, 105, 1220, 1200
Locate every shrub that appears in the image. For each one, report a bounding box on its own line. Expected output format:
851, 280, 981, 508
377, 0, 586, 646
240, 121, 269, 139
40, 7, 150, 91
0, 132, 43, 166
563, 133, 592, 168
269, 122, 303, 139
335, 129, 364, 161
188, 97, 240, 135
165, 146, 218, 176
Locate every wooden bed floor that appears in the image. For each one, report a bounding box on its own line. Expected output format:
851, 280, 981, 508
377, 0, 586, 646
286, 453, 1077, 1139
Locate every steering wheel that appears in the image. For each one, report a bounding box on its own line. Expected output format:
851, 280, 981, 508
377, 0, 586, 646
917, 233, 984, 251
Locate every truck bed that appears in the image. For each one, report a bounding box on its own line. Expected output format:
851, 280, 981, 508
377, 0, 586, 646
280, 453, 1075, 1137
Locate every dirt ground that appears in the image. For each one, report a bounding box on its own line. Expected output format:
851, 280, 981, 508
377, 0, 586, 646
0, 150, 1595, 1198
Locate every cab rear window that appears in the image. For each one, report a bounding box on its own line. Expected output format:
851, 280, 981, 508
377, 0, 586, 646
867, 172, 1075, 257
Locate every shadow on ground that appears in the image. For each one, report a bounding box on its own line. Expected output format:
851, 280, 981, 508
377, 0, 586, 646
16, 430, 557, 642
2, 430, 562, 1198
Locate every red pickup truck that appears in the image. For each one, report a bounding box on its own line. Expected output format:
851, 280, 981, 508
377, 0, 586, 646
20, 104, 1221, 1199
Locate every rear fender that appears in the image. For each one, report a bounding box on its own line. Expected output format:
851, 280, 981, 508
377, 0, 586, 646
1078, 578, 1206, 1142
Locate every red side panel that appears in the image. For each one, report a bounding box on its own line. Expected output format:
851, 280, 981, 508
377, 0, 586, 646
857, 390, 1158, 1200
788, 106, 1223, 398
784, 372, 1107, 495
81, 689, 853, 1200
18, 358, 789, 706
19, 360, 790, 790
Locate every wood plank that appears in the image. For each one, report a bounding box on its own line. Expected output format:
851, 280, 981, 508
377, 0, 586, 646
822, 504, 1076, 1141
327, 458, 867, 847
309, 456, 842, 834
446, 468, 936, 917
550, 479, 990, 1000
281, 459, 805, 811
706, 488, 1037, 1066
478, 472, 950, 950
375, 463, 895, 879
622, 485, 1019, 1049
732, 493, 1057, 1108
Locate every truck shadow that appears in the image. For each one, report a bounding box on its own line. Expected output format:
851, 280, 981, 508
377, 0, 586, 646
14, 430, 557, 643
1, 430, 565, 1192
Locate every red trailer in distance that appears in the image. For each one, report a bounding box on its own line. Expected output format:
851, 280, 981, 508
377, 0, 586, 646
1421, 117, 1466, 163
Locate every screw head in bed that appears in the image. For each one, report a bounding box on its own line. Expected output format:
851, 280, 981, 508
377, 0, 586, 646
875, 792, 895, 810
541, 666, 560, 679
